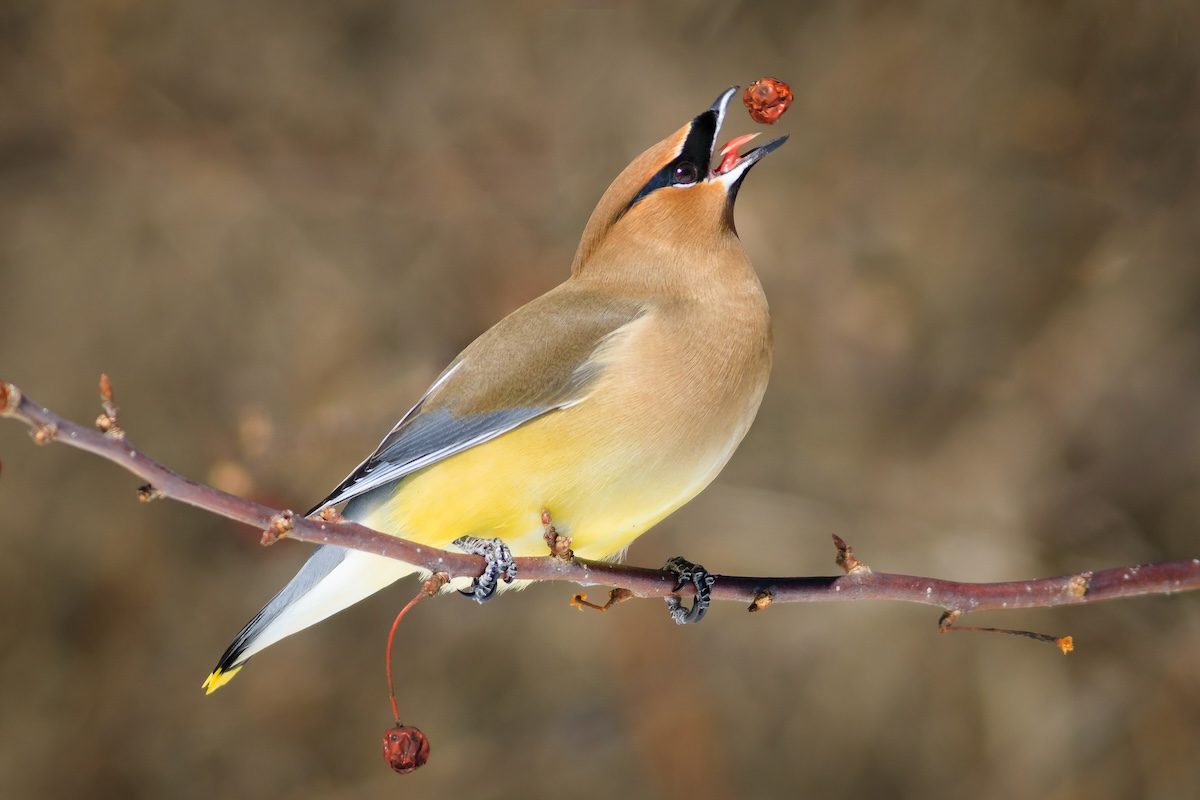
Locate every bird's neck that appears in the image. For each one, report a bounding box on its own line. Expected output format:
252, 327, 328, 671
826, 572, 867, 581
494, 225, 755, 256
572, 229, 758, 301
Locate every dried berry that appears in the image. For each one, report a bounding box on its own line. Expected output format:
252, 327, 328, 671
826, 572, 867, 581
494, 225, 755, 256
743, 77, 793, 125
382, 724, 430, 774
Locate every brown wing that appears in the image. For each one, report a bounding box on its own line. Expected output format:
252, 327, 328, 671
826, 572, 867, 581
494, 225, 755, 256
306, 283, 645, 514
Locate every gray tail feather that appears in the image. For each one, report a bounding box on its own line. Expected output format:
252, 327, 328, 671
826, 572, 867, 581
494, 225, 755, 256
210, 544, 349, 674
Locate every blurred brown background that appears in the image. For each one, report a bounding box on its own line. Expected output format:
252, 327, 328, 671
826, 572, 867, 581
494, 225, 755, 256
2, 1, 1199, 798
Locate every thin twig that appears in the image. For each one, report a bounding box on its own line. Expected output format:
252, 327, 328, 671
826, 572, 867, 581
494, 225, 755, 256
3, 378, 1199, 616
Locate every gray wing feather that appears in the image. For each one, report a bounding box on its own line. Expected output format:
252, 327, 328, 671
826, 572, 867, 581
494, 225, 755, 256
308, 405, 550, 512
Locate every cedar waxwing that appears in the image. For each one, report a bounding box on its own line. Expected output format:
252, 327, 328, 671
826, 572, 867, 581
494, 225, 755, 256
204, 87, 787, 693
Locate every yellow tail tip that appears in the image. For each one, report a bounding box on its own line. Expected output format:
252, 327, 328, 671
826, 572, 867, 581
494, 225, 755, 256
202, 665, 243, 695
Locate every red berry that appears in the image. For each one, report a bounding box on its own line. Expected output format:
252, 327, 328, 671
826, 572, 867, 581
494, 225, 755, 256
382, 724, 430, 774
743, 77, 793, 125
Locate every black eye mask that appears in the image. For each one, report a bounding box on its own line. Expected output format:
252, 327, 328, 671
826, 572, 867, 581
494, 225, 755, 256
618, 109, 717, 218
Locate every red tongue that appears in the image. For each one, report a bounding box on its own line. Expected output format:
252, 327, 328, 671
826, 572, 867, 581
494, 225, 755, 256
716, 133, 761, 175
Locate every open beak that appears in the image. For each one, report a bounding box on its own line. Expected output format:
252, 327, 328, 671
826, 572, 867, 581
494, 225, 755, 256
702, 86, 788, 185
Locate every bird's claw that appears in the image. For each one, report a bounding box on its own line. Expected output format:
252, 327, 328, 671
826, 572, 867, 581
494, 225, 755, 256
453, 536, 517, 603
662, 555, 715, 624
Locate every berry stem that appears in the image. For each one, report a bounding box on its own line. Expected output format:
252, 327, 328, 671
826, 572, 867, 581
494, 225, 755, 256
386, 589, 428, 722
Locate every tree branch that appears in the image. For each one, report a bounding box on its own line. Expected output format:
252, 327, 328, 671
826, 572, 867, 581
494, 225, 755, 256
3, 377, 1198, 620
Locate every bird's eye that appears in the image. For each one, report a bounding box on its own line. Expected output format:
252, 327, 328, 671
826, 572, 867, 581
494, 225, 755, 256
671, 162, 699, 185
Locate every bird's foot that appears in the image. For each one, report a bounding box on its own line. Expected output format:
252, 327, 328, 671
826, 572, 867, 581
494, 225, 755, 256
662, 556, 716, 624
453, 536, 517, 603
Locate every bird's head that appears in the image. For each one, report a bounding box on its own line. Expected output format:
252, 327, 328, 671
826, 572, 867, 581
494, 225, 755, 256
571, 86, 787, 278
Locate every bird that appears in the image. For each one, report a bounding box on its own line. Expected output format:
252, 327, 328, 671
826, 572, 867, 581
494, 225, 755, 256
203, 86, 787, 693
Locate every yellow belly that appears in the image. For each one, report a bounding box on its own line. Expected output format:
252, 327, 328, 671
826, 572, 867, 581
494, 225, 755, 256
356, 405, 732, 561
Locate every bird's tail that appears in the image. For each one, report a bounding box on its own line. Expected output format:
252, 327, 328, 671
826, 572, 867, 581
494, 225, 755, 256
203, 545, 419, 694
